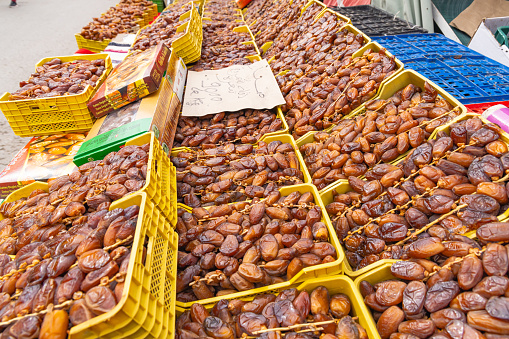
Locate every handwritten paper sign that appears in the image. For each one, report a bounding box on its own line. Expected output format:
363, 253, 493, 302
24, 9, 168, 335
181, 60, 286, 117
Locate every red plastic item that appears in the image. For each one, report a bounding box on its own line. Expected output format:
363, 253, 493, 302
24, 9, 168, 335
236, 0, 252, 8
75, 48, 97, 54
465, 101, 509, 114
149, 13, 160, 25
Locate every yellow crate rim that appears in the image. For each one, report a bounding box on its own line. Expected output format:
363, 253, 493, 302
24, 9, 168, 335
176, 275, 378, 339
0, 53, 112, 105
174, 183, 344, 309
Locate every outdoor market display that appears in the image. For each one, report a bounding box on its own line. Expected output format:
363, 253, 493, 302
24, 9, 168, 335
2, 0, 509, 337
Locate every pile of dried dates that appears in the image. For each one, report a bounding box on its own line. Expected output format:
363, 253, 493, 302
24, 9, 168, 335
0, 198, 142, 337
9, 58, 106, 100
173, 140, 304, 207
175, 189, 337, 302
191, 0, 257, 71
362, 222, 509, 338
174, 109, 284, 147
131, 2, 193, 51
176, 285, 368, 339
250, 0, 308, 48
0, 141, 153, 336
79, 0, 152, 41
281, 47, 398, 138
242, 0, 273, 25
326, 116, 509, 271
299, 82, 462, 190
265, 6, 348, 75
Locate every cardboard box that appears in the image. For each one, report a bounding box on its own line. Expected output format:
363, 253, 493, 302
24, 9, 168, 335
469, 17, 509, 67
0, 133, 86, 198
87, 42, 171, 118
74, 77, 182, 166
165, 48, 187, 103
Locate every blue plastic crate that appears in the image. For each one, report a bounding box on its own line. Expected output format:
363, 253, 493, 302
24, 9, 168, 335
442, 77, 473, 88
429, 78, 453, 89
373, 33, 509, 104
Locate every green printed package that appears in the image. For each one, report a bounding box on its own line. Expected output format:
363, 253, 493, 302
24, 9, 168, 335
73, 77, 182, 166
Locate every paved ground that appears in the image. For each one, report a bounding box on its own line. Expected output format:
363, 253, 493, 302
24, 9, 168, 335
0, 0, 118, 169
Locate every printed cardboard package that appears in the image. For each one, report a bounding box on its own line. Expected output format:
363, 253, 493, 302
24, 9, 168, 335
0, 133, 86, 198
74, 77, 182, 166
87, 42, 171, 118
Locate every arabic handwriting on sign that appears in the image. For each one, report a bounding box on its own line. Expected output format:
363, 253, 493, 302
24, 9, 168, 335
185, 97, 204, 106
237, 85, 249, 98
253, 64, 267, 98
201, 81, 222, 88
190, 82, 223, 102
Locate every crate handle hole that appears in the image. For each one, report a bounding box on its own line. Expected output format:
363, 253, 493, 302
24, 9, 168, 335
142, 235, 150, 267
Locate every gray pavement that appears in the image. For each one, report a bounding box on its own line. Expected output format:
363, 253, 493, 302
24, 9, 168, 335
0, 0, 118, 169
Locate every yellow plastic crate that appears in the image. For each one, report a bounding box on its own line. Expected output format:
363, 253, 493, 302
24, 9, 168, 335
172, 132, 310, 184
430, 112, 509, 222
147, 3, 158, 20
172, 3, 203, 64
344, 68, 466, 120
70, 192, 177, 339
353, 262, 400, 339
175, 275, 377, 339
301, 0, 327, 16
0, 181, 49, 220
142, 11, 150, 26
171, 105, 287, 152
75, 34, 111, 53
295, 69, 464, 191
1, 132, 177, 225
295, 118, 416, 195
175, 183, 344, 309
124, 132, 177, 224
0, 187, 178, 339
430, 111, 508, 143
261, 4, 357, 57
319, 143, 509, 278
233, 25, 261, 55
170, 164, 178, 226
293, 41, 402, 144
319, 7, 351, 25
0, 54, 112, 137
319, 181, 398, 278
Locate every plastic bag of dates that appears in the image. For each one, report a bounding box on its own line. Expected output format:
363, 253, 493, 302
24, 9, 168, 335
360, 222, 509, 339
175, 184, 342, 306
